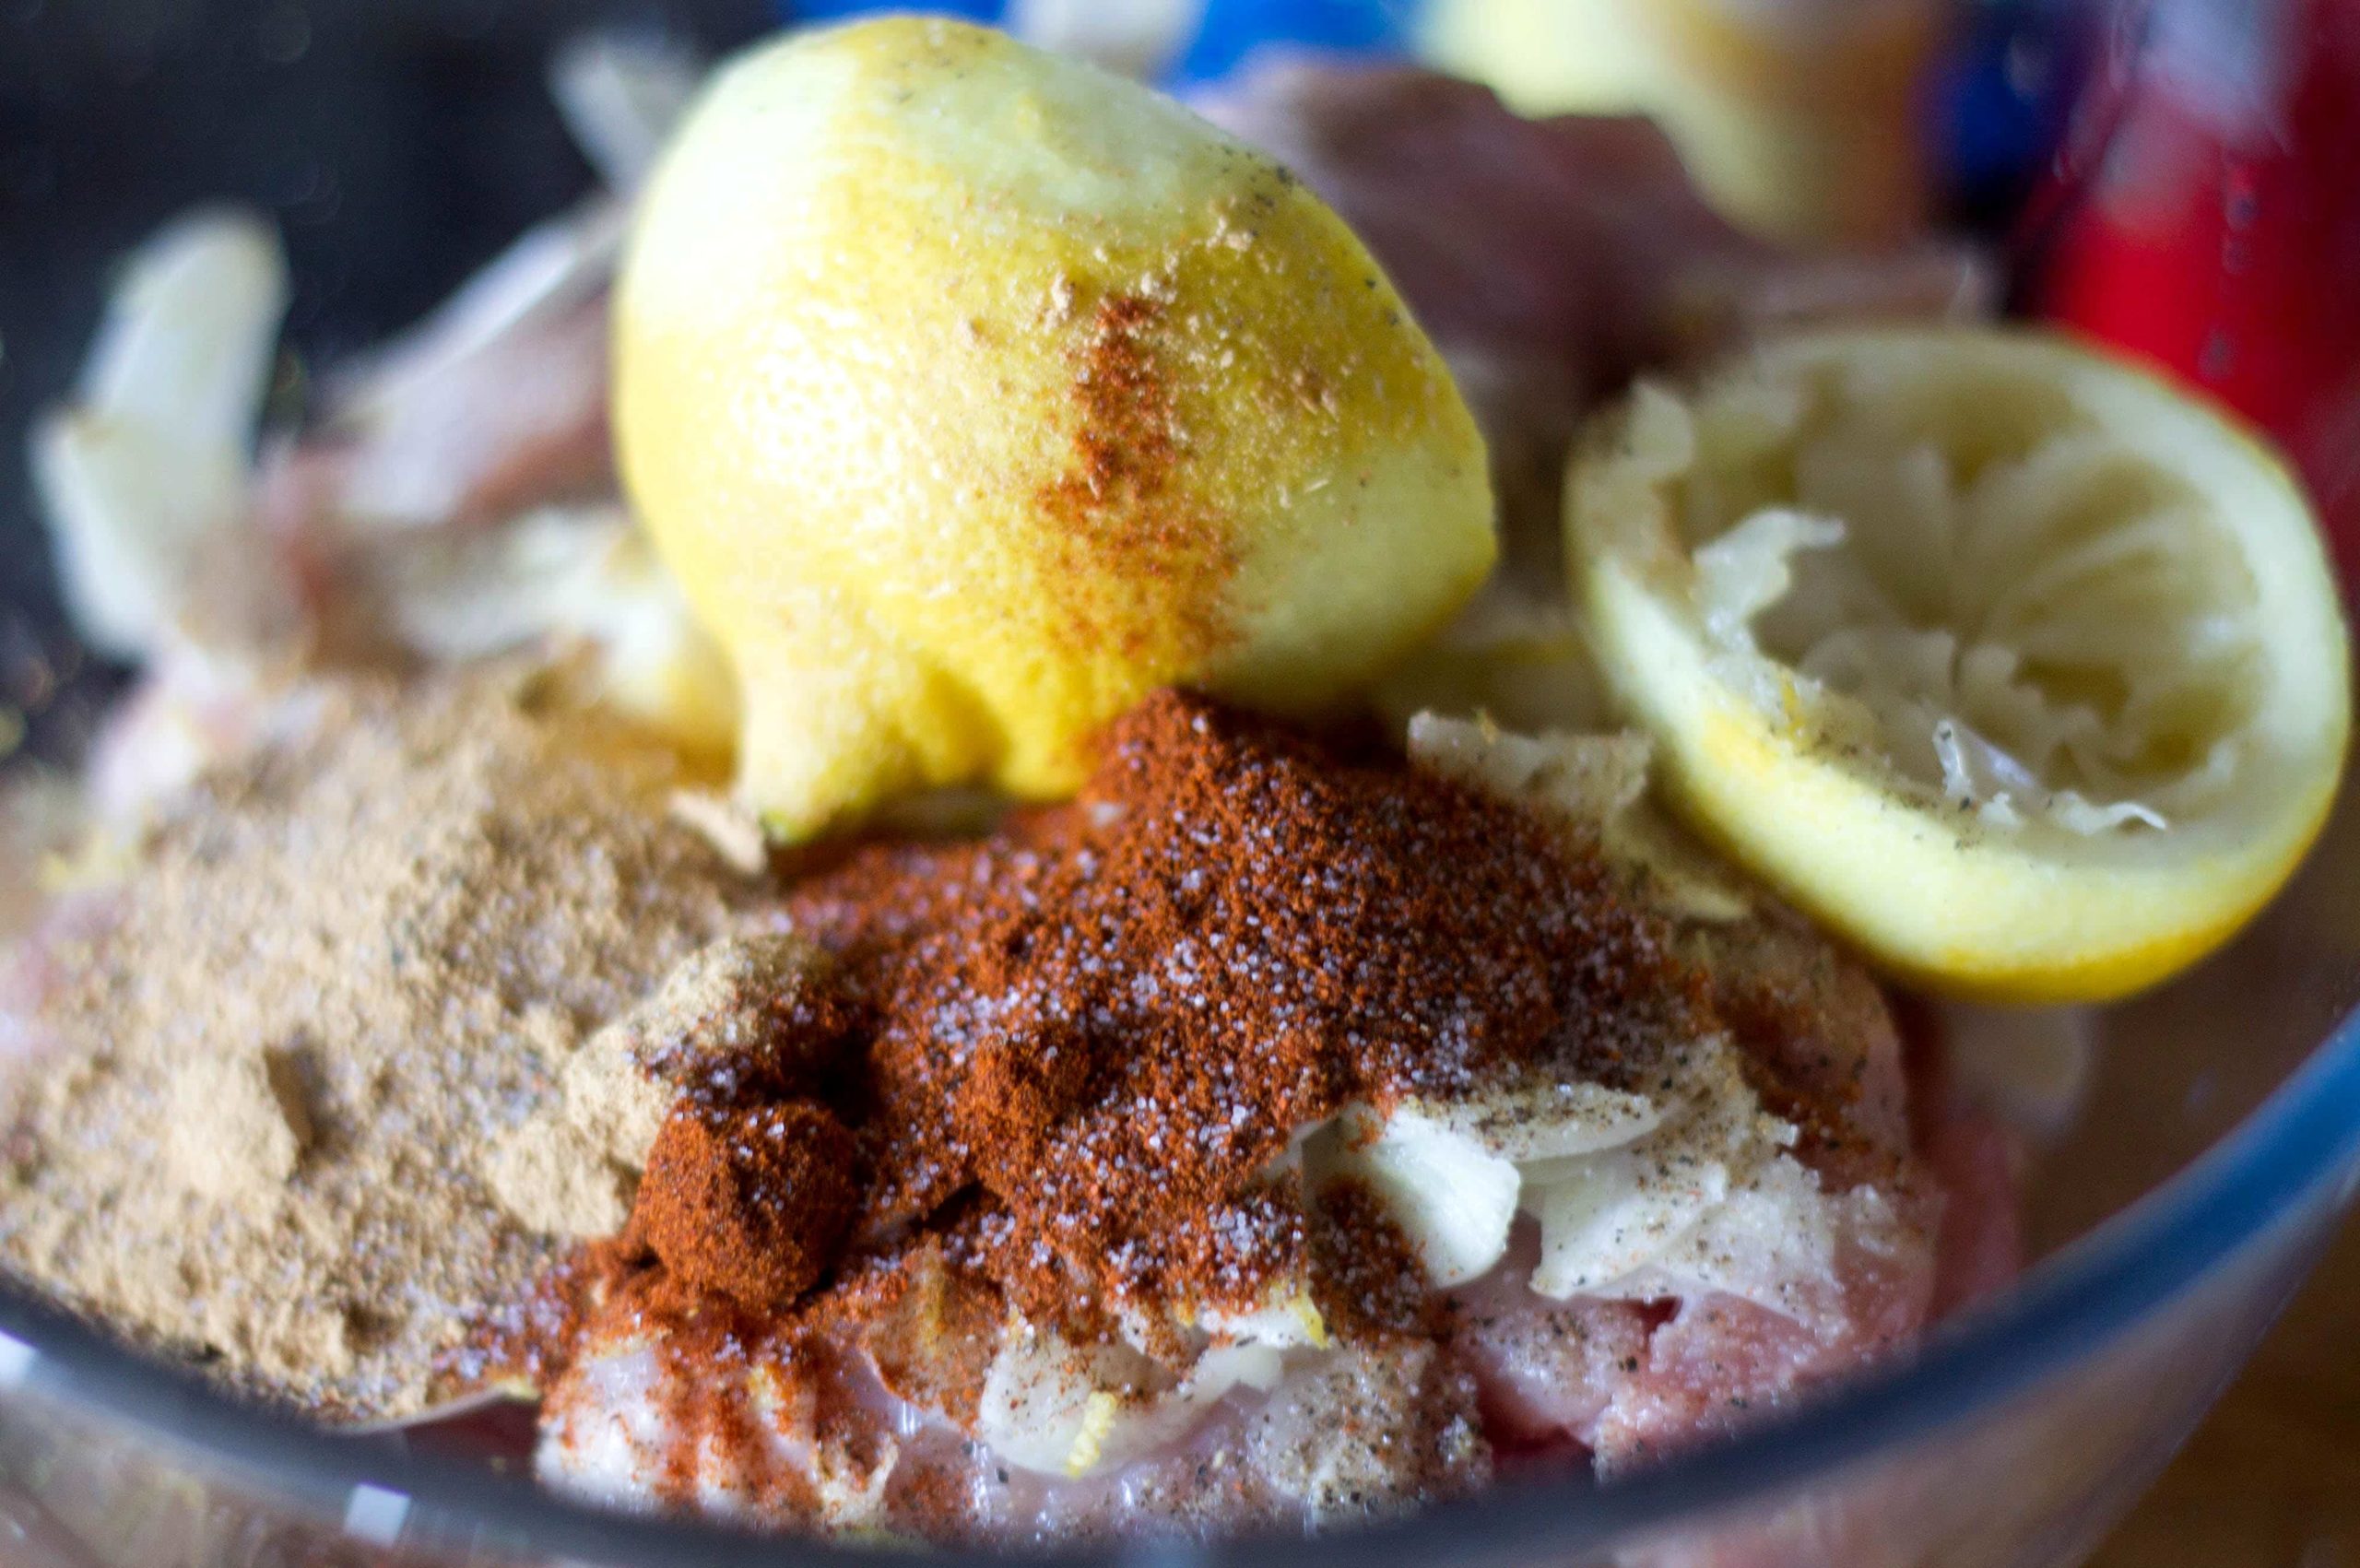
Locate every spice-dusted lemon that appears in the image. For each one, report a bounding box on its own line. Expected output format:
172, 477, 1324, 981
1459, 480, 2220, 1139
1567, 327, 2350, 1003
617, 18, 1494, 841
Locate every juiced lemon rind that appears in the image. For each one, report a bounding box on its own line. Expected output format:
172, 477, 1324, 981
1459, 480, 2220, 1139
1569, 328, 2350, 1003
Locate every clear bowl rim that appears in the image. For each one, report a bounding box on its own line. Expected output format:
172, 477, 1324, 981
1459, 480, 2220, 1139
0, 977, 2353, 1566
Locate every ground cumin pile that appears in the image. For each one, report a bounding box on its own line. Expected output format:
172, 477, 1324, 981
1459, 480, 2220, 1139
0, 667, 749, 1420
605, 690, 1699, 1360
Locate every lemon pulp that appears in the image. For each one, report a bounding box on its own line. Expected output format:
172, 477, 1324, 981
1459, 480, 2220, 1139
1567, 327, 2350, 1002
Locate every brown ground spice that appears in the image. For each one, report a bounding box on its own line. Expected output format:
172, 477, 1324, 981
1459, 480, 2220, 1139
0, 667, 752, 1419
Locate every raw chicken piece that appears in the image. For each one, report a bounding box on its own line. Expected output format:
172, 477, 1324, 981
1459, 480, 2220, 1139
1586, 1208, 1935, 1468
537, 1267, 1491, 1548
1449, 1246, 1656, 1449
534, 883, 1998, 1545
1195, 60, 1993, 397
1919, 1104, 2024, 1315
1196, 61, 1993, 559
1446, 908, 1955, 1474
1689, 912, 1918, 1178
257, 285, 616, 552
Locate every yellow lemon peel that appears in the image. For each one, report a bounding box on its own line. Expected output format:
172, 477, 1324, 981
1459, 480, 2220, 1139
1567, 327, 2350, 1003
618, 18, 1493, 840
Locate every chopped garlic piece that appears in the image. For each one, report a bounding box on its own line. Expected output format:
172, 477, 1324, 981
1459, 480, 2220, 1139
357, 505, 738, 760
550, 31, 703, 192
1008, 0, 1199, 77
1525, 1035, 1809, 1303
78, 209, 287, 456
1527, 1145, 1731, 1296
1407, 1078, 1660, 1163
1199, 1283, 1331, 1350
974, 1323, 1283, 1480
1305, 1104, 1523, 1287
32, 210, 289, 658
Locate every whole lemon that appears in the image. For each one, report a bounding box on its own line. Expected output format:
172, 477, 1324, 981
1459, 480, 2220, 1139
617, 17, 1495, 839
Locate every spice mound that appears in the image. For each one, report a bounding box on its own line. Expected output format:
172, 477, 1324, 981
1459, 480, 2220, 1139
0, 670, 751, 1420
533, 692, 1948, 1545
791, 690, 1687, 1331
638, 1100, 859, 1310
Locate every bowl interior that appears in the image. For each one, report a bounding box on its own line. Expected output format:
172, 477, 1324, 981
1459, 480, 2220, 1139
1, 1, 2356, 1562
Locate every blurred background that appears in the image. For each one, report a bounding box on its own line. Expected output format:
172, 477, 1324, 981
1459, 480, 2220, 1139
6, 0, 2356, 733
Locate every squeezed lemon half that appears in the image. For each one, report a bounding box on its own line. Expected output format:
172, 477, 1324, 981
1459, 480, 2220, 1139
1566, 327, 2351, 1003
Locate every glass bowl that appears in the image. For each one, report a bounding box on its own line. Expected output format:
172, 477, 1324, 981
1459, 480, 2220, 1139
0, 2, 2354, 1565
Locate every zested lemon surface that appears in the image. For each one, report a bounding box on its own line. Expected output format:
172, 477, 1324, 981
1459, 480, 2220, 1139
1567, 327, 2350, 1002
616, 18, 1493, 842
